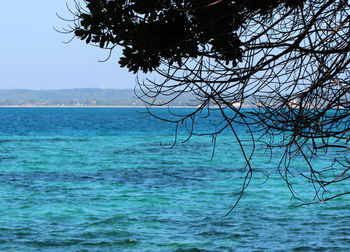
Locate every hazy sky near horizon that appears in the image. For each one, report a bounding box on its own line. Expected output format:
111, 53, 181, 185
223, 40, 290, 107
0, 1, 136, 90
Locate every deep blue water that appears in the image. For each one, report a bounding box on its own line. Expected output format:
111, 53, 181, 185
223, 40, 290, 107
0, 108, 349, 251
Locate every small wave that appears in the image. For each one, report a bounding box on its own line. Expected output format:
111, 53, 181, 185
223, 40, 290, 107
0, 138, 89, 143
0, 156, 17, 160
117, 239, 138, 245
174, 248, 211, 252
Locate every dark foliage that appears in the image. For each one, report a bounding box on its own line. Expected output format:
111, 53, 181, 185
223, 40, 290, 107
64, 0, 350, 209
72, 0, 305, 72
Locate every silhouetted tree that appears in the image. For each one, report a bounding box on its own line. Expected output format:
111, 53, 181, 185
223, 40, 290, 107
63, 0, 350, 209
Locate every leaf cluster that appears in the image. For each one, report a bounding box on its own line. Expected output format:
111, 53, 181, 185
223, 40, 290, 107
73, 0, 305, 73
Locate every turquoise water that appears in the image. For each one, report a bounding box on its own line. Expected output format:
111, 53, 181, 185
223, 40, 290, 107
0, 108, 349, 251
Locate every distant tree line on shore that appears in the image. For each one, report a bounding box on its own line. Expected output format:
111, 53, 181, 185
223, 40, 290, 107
0, 88, 249, 106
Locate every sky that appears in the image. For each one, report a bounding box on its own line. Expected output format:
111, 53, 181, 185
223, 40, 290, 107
0, 1, 136, 90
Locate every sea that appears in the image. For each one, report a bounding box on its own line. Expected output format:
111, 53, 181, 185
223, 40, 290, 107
0, 108, 349, 251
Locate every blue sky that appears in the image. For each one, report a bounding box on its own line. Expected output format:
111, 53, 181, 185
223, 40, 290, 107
0, 1, 136, 90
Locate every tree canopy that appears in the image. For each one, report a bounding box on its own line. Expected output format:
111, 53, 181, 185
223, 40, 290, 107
72, 0, 306, 72
65, 0, 350, 208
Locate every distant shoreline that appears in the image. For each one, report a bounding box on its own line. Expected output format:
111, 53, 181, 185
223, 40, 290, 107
0, 89, 253, 108
0, 104, 253, 109
0, 105, 253, 109
0, 105, 200, 108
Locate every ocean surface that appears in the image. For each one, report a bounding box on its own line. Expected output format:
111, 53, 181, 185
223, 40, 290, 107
0, 108, 349, 251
